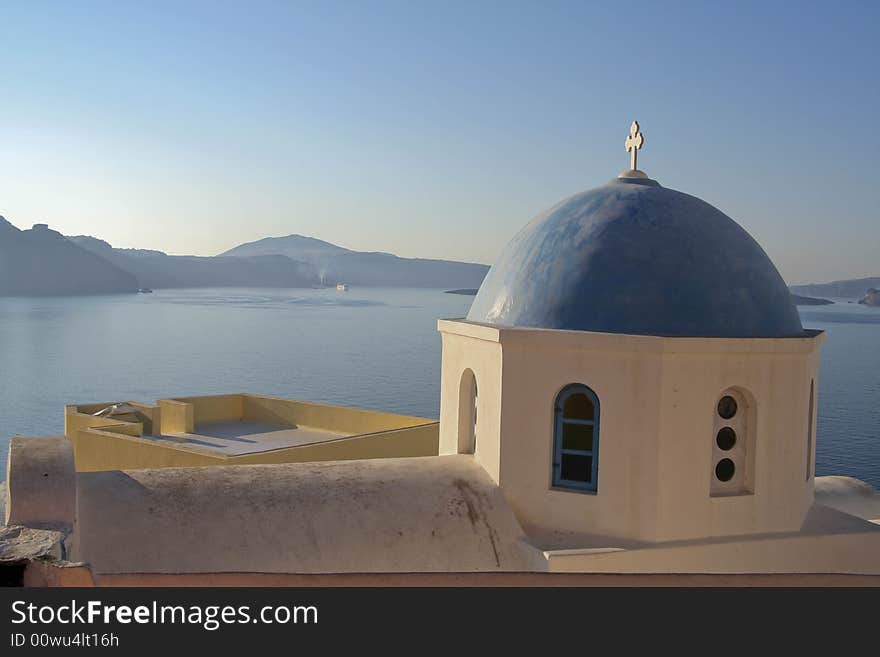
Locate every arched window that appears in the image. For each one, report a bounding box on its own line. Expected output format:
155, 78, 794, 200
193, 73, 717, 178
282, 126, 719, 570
552, 384, 600, 492
457, 369, 478, 454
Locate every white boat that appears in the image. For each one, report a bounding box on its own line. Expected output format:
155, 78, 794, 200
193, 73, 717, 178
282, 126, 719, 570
336, 283, 348, 291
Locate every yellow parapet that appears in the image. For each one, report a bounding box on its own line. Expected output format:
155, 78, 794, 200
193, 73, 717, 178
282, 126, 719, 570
64, 393, 439, 472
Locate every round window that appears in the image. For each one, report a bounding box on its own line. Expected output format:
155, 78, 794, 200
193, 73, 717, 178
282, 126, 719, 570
715, 458, 736, 482
716, 427, 736, 451
717, 395, 738, 419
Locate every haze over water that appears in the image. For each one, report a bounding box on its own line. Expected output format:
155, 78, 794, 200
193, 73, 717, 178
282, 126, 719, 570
0, 288, 877, 487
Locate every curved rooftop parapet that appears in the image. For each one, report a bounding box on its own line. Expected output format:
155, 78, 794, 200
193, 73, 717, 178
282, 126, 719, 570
72, 455, 533, 574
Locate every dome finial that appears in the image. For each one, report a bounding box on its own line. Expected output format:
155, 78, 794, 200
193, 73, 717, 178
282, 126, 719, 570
625, 120, 645, 171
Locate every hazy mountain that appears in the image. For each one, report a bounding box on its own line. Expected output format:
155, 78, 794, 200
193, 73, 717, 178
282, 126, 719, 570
2, 220, 484, 295
221, 234, 352, 263
0, 219, 138, 296
220, 234, 489, 288
790, 277, 880, 299
68, 235, 318, 289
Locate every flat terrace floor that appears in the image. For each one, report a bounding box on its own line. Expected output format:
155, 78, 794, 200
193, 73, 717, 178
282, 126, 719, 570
143, 420, 348, 456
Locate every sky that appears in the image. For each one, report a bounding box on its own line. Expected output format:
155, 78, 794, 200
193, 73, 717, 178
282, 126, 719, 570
0, 1, 877, 285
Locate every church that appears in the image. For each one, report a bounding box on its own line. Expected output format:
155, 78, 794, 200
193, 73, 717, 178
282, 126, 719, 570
4, 122, 879, 585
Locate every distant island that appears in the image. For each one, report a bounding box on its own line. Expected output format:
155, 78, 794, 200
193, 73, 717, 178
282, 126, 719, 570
791, 294, 833, 306
859, 289, 879, 307
445, 288, 478, 295
221, 234, 488, 289
0, 217, 489, 296
790, 277, 880, 299
68, 235, 316, 291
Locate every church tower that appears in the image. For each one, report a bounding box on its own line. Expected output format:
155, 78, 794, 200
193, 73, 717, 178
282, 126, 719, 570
438, 122, 823, 543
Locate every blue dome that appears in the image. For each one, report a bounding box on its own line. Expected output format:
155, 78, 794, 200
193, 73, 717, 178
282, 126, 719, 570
467, 177, 803, 338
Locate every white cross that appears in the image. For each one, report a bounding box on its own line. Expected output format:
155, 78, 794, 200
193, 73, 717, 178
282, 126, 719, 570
625, 120, 644, 171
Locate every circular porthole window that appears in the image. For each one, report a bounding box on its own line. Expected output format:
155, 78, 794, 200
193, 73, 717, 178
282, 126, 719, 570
717, 395, 738, 419
715, 458, 736, 482
716, 427, 736, 451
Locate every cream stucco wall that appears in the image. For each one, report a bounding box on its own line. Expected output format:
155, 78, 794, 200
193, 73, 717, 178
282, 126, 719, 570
655, 338, 821, 541
438, 319, 823, 543
439, 322, 504, 482
4, 435, 75, 530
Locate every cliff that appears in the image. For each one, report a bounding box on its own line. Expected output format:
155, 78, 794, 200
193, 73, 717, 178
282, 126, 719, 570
0, 218, 138, 297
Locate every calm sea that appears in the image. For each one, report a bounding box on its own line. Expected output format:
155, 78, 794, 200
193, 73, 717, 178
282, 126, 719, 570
0, 288, 877, 487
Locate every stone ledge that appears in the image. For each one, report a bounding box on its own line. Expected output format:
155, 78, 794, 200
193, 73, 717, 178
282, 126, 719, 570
0, 524, 65, 564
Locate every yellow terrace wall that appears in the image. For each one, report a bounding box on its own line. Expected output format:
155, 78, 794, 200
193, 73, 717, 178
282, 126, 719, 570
65, 393, 439, 472
239, 394, 432, 434
71, 423, 439, 472
155, 393, 433, 434
167, 394, 243, 426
